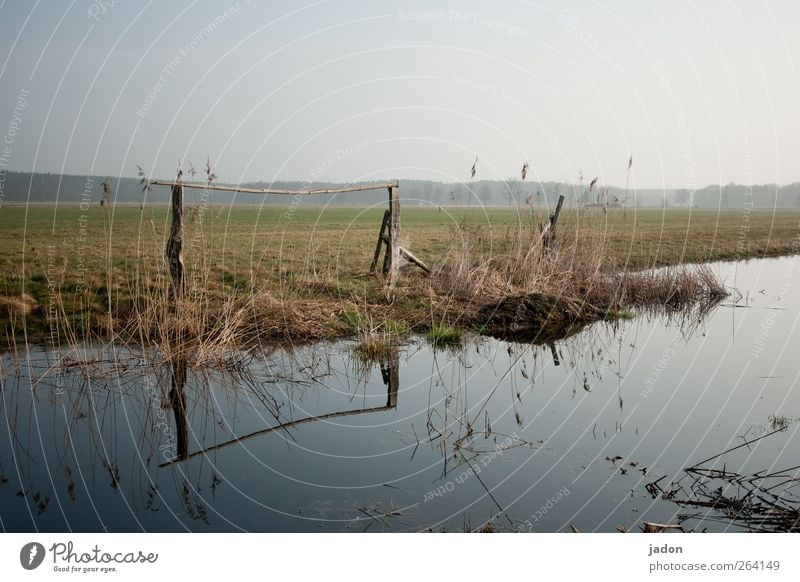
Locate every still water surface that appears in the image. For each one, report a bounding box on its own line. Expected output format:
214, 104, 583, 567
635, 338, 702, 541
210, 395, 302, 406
2, 256, 799, 532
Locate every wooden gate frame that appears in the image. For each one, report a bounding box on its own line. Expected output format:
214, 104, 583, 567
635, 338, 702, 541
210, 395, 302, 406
149, 179, 403, 296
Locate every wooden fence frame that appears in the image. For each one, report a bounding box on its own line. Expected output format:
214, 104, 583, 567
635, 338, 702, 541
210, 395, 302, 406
149, 179, 402, 294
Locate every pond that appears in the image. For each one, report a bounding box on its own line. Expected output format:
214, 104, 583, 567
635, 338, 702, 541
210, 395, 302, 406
2, 256, 799, 532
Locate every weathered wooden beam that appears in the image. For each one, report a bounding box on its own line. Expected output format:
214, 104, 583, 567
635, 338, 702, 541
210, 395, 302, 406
399, 246, 431, 274
166, 184, 184, 301
370, 210, 390, 274
388, 185, 401, 287
149, 179, 399, 196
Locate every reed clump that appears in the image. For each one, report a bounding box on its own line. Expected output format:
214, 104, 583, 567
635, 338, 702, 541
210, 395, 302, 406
431, 210, 727, 337
351, 312, 407, 365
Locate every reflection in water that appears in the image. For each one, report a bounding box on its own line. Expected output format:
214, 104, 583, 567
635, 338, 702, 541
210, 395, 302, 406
170, 356, 189, 462
161, 349, 400, 467
2, 257, 800, 532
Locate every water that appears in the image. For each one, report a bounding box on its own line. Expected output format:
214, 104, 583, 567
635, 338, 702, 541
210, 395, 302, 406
2, 256, 799, 532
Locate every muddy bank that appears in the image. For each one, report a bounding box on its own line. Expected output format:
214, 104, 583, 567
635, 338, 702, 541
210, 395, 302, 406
475, 293, 610, 344
1, 286, 723, 353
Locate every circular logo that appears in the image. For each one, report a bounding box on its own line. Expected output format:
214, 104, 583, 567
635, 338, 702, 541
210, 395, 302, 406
19, 542, 46, 570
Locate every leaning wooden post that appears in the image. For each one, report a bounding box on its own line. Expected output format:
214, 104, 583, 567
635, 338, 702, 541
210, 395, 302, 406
166, 184, 184, 302
550, 194, 565, 231
541, 194, 565, 248
370, 210, 390, 274
387, 182, 400, 287
549, 194, 565, 246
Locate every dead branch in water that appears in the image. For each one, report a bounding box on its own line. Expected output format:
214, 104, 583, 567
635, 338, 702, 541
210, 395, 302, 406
648, 428, 800, 532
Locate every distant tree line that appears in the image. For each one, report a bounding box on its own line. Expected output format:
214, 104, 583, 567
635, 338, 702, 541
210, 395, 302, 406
1, 171, 798, 209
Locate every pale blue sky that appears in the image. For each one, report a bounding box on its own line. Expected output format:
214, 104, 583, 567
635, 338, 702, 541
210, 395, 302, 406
1, 0, 798, 189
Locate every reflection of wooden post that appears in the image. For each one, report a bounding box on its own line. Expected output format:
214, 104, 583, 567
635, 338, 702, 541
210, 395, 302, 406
548, 341, 560, 366
167, 184, 184, 301
160, 351, 402, 466
387, 184, 400, 287
380, 349, 400, 408
170, 357, 188, 461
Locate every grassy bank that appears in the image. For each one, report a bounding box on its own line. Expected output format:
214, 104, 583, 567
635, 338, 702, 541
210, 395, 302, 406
1, 203, 797, 351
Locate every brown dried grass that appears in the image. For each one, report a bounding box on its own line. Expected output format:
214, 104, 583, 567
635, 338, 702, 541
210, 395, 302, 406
432, 212, 727, 323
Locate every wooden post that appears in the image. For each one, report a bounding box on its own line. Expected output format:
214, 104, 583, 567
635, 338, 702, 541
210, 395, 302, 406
370, 210, 390, 274
166, 184, 184, 301
166, 184, 186, 460
541, 194, 565, 247
387, 184, 400, 287
551, 194, 565, 228
382, 235, 391, 275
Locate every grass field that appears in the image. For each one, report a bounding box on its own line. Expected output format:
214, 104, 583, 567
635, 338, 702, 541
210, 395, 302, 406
1, 203, 798, 348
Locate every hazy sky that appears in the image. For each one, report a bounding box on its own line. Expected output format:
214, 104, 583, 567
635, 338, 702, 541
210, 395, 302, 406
1, 0, 798, 189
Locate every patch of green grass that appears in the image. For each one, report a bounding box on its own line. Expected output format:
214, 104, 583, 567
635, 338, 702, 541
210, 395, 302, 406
218, 269, 248, 289
471, 323, 489, 334
342, 308, 361, 330
382, 319, 408, 335
617, 308, 635, 320
426, 324, 463, 349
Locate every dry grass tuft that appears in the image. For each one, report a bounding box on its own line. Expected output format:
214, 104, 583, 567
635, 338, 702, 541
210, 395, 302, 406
613, 264, 727, 307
